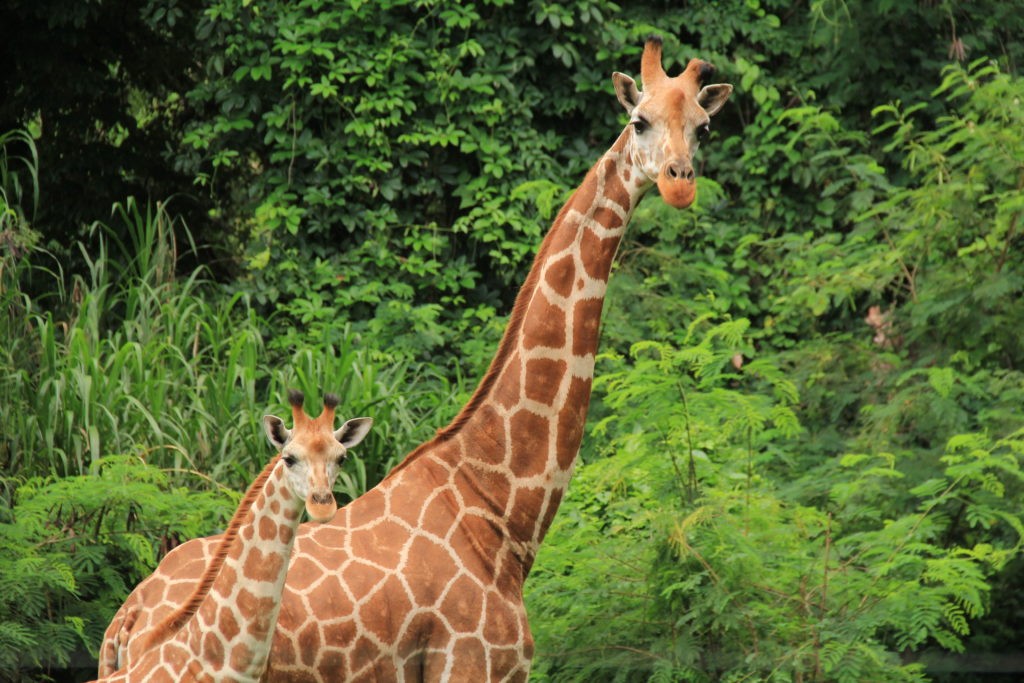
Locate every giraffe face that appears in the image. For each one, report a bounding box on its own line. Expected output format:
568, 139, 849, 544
612, 38, 732, 209
263, 398, 373, 523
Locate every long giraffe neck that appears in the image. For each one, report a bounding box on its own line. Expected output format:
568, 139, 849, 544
410, 129, 650, 568
128, 457, 301, 680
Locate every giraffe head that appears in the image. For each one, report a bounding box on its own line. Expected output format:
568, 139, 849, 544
262, 389, 373, 522
612, 36, 733, 209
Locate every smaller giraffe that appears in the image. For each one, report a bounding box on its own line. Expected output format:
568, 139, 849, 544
93, 391, 372, 682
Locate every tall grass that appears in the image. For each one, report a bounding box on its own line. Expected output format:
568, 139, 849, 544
2, 196, 459, 497
0, 128, 38, 233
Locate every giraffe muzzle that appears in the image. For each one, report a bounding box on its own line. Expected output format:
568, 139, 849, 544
657, 162, 697, 209
306, 491, 338, 522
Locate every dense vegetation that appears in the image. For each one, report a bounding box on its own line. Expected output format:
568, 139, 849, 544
1, 1, 1022, 681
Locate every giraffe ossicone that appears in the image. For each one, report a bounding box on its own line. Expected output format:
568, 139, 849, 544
92, 391, 372, 682
99, 36, 732, 681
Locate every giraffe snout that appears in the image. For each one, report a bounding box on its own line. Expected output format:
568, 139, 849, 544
305, 490, 338, 522
665, 160, 695, 182
656, 162, 697, 209
310, 491, 334, 505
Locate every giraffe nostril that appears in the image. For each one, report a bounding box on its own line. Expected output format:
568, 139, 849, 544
310, 492, 334, 505
665, 162, 693, 182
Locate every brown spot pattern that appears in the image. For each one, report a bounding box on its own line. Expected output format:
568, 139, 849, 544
521, 296, 566, 351
509, 410, 550, 478
544, 253, 577, 299
243, 547, 283, 582
557, 377, 593, 470
572, 297, 605, 356
440, 575, 484, 632
523, 357, 566, 406
579, 225, 620, 281
472, 404, 506, 465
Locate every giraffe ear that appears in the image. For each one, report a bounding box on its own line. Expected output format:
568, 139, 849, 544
335, 417, 373, 450
263, 415, 291, 451
612, 72, 641, 112
697, 83, 733, 117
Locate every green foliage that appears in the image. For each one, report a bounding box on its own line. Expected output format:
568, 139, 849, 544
1, 194, 454, 488
181, 0, 595, 360
0, 455, 230, 681
0, 128, 38, 245
529, 320, 1024, 682
866, 59, 1024, 368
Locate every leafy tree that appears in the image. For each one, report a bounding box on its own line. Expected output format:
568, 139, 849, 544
0, 0, 205, 263
175, 0, 637, 361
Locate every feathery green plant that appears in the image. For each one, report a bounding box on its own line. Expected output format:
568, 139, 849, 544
0, 455, 231, 680
528, 319, 1024, 682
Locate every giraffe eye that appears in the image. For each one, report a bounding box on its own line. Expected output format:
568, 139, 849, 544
283, 454, 298, 467
696, 123, 710, 142
632, 118, 649, 135
336, 454, 347, 466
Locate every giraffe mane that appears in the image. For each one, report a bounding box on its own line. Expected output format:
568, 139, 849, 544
139, 454, 282, 651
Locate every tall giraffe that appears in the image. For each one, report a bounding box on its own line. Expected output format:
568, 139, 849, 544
94, 392, 372, 682
99, 37, 732, 681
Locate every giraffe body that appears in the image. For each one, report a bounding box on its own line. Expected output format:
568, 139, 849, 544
94, 394, 371, 681
99, 38, 732, 681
